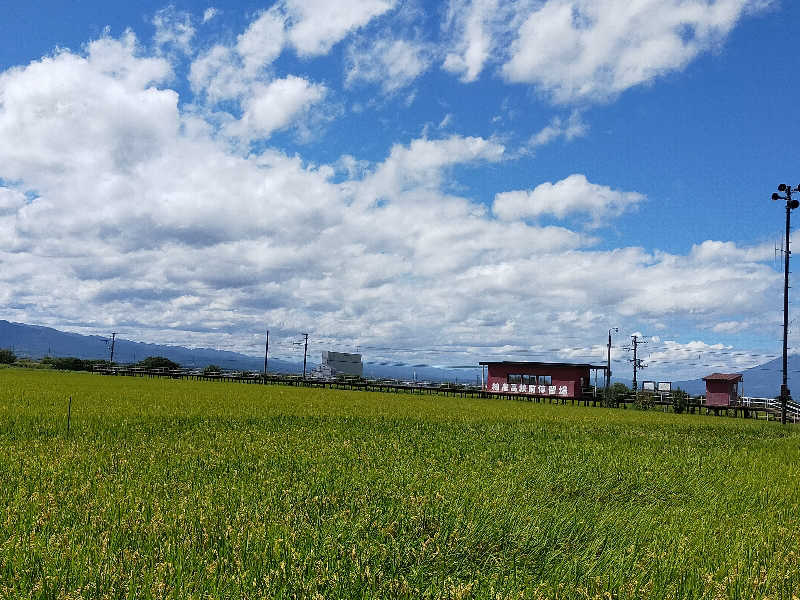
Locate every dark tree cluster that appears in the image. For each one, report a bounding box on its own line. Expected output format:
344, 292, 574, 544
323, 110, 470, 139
0, 348, 17, 364
136, 356, 180, 370
41, 357, 110, 371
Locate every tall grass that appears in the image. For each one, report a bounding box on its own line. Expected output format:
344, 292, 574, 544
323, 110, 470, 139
1, 368, 799, 598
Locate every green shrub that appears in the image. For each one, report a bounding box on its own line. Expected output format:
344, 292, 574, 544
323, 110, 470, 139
47, 357, 111, 372
634, 391, 656, 410
14, 359, 51, 369
48, 357, 88, 371
0, 348, 17, 364
671, 388, 689, 414
602, 382, 629, 407
137, 356, 180, 370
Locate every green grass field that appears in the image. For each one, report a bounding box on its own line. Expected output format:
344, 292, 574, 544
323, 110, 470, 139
2, 368, 800, 599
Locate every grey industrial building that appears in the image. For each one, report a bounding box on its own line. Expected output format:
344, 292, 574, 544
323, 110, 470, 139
316, 351, 363, 378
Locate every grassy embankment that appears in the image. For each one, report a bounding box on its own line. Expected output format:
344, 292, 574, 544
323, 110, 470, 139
1, 368, 799, 599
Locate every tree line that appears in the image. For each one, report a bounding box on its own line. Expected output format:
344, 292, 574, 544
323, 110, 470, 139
0, 350, 191, 372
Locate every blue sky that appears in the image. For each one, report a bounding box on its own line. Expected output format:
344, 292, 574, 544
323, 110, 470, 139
1, 0, 798, 380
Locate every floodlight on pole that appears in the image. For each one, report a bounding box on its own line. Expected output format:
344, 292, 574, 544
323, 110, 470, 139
772, 183, 800, 425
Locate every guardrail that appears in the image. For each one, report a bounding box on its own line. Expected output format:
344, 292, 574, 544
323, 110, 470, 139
740, 396, 800, 423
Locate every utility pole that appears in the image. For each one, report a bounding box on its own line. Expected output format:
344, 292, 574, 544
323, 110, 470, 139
606, 327, 618, 392
264, 329, 269, 375
772, 183, 800, 424
302, 333, 309, 380
624, 335, 647, 393
109, 332, 117, 364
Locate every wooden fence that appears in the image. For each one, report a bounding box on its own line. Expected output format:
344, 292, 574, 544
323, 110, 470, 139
90, 365, 797, 422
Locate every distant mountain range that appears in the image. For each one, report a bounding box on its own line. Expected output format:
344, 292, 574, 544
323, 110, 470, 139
0, 319, 292, 371
3, 320, 793, 394
674, 355, 796, 398
0, 320, 481, 383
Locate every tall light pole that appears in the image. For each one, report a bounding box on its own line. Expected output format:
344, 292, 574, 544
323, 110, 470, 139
606, 327, 618, 392
772, 183, 800, 425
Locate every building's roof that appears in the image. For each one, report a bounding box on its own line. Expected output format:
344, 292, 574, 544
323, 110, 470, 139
479, 361, 607, 371
702, 373, 743, 382
322, 351, 362, 361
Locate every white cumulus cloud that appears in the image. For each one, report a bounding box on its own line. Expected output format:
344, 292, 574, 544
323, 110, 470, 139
493, 174, 644, 226
153, 6, 195, 54
528, 111, 588, 149
190, 9, 285, 102
346, 37, 432, 93
0, 188, 26, 217
442, 0, 509, 82
282, 0, 396, 56
357, 135, 506, 206
236, 8, 286, 76
501, 0, 770, 104
225, 75, 327, 140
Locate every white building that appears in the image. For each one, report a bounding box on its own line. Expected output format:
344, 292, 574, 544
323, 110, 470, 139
320, 351, 363, 377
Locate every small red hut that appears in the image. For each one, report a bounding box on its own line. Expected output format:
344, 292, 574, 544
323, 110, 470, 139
702, 373, 743, 407
480, 361, 606, 400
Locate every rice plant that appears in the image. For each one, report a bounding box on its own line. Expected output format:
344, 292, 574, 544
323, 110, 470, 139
1, 368, 799, 599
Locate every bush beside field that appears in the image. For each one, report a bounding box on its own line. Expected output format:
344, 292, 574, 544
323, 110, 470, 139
1, 368, 799, 599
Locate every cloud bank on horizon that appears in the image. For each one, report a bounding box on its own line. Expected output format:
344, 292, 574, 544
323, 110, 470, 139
0, 0, 790, 380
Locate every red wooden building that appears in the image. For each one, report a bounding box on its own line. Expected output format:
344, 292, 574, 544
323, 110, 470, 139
702, 373, 743, 407
480, 361, 607, 400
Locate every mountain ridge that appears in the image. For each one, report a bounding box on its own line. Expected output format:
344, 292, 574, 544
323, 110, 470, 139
5, 319, 792, 393
673, 354, 798, 398
0, 320, 481, 383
